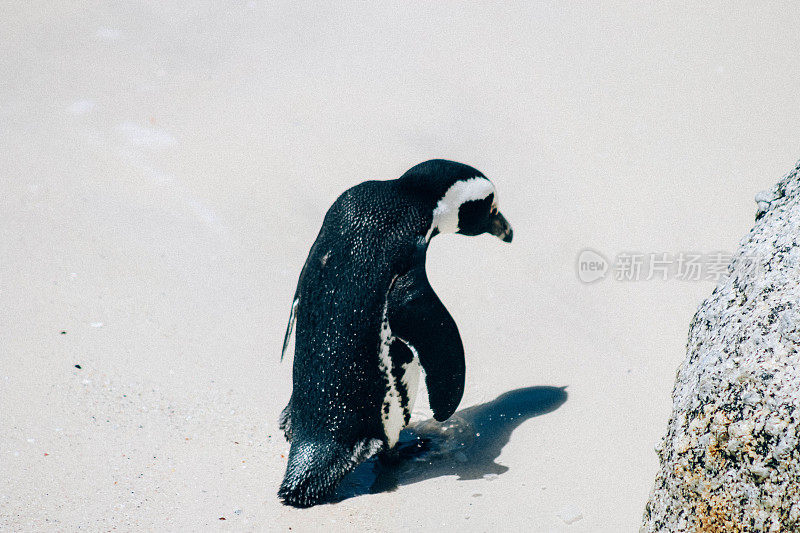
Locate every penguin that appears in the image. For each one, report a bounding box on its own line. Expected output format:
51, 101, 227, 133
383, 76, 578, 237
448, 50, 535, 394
278, 159, 513, 507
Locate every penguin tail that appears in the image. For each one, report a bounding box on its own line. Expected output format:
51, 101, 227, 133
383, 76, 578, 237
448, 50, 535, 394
278, 438, 384, 507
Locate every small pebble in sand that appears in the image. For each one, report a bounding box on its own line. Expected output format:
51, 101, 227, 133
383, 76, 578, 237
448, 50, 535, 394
219, 517, 226, 520
66, 100, 96, 115
60, 331, 66, 335
74, 364, 81, 369
556, 504, 584, 524
95, 27, 120, 40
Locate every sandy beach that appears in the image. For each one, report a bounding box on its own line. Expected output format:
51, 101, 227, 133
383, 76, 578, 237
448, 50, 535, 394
3, 2, 800, 531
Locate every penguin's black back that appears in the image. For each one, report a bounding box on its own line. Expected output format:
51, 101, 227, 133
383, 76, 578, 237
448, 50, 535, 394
290, 179, 429, 446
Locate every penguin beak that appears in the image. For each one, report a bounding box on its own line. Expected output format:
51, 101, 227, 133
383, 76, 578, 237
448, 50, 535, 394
489, 210, 513, 243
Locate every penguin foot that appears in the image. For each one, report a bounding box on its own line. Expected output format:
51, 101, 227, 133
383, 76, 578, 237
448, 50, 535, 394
381, 437, 431, 465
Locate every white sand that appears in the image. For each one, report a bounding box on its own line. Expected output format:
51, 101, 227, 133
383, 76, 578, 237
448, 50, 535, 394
2, 2, 799, 531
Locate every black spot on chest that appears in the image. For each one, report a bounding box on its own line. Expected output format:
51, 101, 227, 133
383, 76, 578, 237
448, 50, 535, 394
388, 341, 415, 423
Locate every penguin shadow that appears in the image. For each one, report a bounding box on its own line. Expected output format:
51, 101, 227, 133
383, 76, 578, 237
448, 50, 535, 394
334, 385, 568, 501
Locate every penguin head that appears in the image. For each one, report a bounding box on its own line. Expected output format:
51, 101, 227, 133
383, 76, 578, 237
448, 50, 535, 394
399, 159, 513, 243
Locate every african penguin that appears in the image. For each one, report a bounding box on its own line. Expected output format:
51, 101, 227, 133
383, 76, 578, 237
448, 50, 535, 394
278, 159, 513, 507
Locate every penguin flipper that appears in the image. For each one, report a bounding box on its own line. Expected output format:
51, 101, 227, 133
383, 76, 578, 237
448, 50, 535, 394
388, 265, 465, 422
281, 298, 299, 361
278, 438, 383, 507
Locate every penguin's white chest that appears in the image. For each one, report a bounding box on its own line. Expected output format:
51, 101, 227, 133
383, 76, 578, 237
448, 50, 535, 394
400, 354, 421, 418
377, 310, 421, 447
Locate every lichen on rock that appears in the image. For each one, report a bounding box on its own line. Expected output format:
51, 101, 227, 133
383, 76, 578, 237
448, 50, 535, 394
643, 160, 800, 533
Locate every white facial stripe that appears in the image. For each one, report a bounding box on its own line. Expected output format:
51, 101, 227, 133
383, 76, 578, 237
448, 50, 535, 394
426, 177, 495, 240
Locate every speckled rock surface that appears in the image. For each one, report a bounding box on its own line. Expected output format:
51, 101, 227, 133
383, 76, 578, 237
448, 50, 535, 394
643, 160, 800, 532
